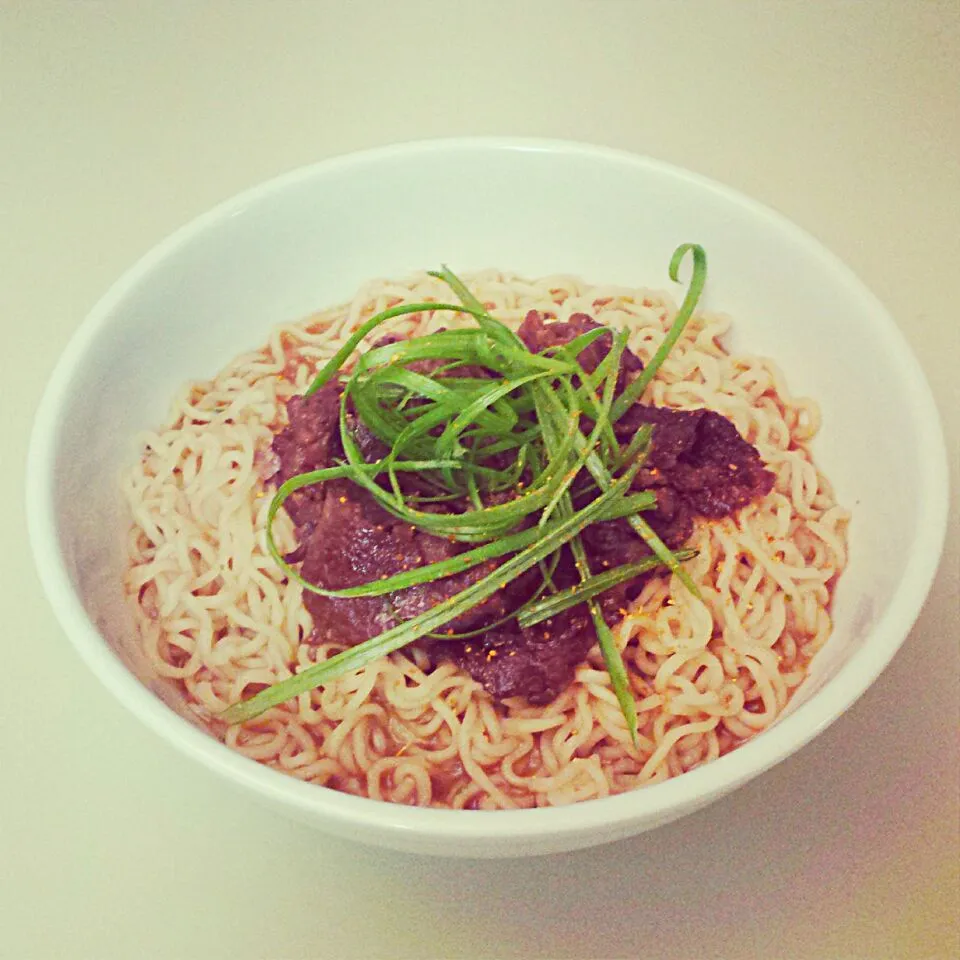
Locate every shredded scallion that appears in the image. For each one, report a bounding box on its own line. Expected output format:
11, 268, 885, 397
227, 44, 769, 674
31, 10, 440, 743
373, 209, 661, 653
221, 245, 708, 739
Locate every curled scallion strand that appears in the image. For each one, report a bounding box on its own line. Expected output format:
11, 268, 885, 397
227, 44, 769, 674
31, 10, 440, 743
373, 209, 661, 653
222, 457, 645, 725
610, 243, 707, 421
224, 246, 706, 735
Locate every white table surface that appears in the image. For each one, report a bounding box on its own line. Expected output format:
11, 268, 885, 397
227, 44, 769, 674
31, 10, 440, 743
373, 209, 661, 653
2, 3, 958, 958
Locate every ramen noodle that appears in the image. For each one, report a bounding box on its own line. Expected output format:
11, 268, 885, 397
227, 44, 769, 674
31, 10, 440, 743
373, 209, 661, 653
122, 270, 849, 809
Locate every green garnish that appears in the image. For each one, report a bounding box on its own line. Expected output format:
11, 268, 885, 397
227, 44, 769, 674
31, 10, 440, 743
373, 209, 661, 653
221, 245, 709, 739
223, 457, 644, 725
517, 549, 697, 629
610, 243, 708, 422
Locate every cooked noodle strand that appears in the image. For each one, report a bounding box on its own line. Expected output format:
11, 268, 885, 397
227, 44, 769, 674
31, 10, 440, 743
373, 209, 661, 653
122, 270, 848, 808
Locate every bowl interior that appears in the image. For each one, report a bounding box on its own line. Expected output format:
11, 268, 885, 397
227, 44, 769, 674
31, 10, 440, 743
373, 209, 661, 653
29, 140, 947, 855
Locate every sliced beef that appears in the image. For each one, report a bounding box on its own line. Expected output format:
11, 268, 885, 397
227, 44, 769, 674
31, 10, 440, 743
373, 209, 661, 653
517, 310, 643, 387
272, 382, 344, 524
272, 384, 532, 645
295, 478, 521, 644
518, 312, 771, 521
272, 309, 775, 707
444, 609, 595, 705
617, 403, 775, 519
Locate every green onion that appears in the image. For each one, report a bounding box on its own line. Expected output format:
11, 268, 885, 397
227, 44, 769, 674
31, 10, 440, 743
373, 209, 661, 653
540, 386, 703, 600
526, 334, 641, 742
221, 458, 643, 725
610, 243, 707, 421
518, 549, 697, 628
223, 246, 707, 732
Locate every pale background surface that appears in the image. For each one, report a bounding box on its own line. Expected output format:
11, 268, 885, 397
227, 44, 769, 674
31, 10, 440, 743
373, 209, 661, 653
2, 3, 958, 958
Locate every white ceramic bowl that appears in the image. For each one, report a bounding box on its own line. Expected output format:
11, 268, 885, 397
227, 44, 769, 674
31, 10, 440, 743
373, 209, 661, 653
27, 139, 948, 857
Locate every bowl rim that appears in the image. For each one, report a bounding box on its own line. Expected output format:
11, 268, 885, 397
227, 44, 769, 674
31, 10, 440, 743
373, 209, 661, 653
25, 136, 950, 845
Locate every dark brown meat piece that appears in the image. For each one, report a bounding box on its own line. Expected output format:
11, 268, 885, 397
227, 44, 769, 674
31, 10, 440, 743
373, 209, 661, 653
272, 382, 343, 524
296, 478, 518, 644
518, 312, 771, 520
273, 386, 530, 645
443, 609, 595, 705
576, 405, 775, 621
272, 311, 775, 707
617, 403, 775, 519
517, 310, 643, 388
